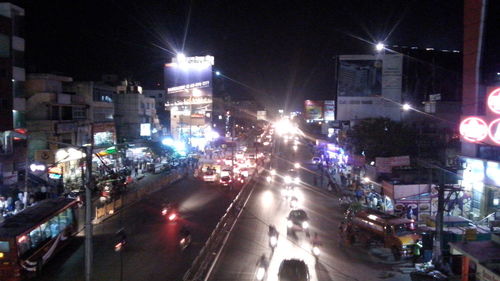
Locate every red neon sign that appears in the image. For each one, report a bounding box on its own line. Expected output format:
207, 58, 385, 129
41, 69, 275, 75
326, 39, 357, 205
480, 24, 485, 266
487, 88, 500, 114
488, 118, 500, 145
459, 117, 488, 142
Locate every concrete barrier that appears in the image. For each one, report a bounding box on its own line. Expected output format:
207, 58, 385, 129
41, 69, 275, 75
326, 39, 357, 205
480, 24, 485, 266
183, 166, 264, 281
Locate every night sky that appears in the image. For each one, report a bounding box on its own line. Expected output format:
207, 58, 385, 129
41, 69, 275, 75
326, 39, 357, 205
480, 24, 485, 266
18, 0, 462, 110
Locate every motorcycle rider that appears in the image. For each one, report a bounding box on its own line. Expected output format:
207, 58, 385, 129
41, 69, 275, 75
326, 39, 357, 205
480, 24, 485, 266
257, 254, 268, 269
268, 225, 278, 238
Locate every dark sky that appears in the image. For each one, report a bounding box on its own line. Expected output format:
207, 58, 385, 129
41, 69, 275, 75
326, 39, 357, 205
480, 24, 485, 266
19, 0, 463, 110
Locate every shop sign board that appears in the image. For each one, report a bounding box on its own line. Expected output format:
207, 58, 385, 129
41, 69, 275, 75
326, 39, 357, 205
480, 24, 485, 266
140, 123, 151, 136
35, 150, 55, 164
256, 111, 267, 120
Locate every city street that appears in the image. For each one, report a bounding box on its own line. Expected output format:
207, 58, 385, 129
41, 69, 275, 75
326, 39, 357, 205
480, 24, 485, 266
35, 172, 245, 281
207, 135, 413, 281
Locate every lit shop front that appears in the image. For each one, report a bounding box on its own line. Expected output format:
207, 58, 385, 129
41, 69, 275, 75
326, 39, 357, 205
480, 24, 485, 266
460, 157, 500, 220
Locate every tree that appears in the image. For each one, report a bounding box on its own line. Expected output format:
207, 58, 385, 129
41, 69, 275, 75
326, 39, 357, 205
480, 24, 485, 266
348, 118, 419, 161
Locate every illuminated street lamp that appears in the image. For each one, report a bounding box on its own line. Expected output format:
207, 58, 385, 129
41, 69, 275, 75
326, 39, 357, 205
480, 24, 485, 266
177, 53, 186, 62
402, 103, 411, 111
375, 42, 385, 52
215, 71, 221, 76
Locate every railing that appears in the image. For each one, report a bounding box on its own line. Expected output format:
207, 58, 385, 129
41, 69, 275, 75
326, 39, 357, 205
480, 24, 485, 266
183, 165, 264, 281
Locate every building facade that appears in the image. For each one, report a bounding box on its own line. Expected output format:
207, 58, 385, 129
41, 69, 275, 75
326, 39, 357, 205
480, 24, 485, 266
164, 56, 214, 143
0, 3, 26, 188
114, 81, 159, 142
458, 0, 500, 220
67, 81, 116, 147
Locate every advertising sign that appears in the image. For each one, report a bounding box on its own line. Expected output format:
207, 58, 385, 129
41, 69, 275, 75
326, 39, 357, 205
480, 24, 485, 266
164, 56, 214, 95
35, 150, 54, 164
304, 100, 323, 120
324, 100, 335, 121
338, 59, 382, 97
460, 87, 500, 146
256, 111, 267, 120
140, 123, 151, 136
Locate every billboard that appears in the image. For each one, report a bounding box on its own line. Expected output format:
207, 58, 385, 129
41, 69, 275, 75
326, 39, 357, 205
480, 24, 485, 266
304, 100, 323, 120
338, 59, 382, 97
256, 110, 267, 120
336, 54, 403, 121
140, 123, 151, 136
324, 100, 335, 121
164, 56, 214, 95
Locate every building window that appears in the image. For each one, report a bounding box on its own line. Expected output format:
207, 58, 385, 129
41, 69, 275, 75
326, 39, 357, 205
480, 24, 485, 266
0, 34, 10, 58
12, 50, 24, 68
73, 107, 86, 119
13, 80, 24, 98
51, 106, 60, 120
93, 88, 113, 103
61, 106, 72, 120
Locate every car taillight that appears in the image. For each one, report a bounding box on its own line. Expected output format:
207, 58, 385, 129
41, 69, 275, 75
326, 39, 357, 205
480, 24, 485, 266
162, 209, 167, 216
169, 213, 177, 221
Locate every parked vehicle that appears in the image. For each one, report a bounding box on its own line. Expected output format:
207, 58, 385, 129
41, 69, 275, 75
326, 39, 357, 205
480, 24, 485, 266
343, 208, 421, 260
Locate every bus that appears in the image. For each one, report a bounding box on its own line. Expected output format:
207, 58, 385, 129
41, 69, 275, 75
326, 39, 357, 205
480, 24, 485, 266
0, 198, 78, 280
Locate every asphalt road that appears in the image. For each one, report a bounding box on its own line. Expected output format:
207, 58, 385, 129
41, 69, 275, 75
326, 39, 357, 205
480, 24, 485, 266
35, 171, 244, 281
207, 134, 413, 281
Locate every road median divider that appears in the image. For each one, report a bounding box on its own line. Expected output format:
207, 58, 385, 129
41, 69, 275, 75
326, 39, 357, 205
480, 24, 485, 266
183, 164, 266, 281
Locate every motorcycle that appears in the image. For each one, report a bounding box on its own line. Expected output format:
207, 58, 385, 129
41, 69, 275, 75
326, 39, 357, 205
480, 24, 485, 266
114, 240, 126, 252
161, 206, 178, 222
312, 244, 320, 258
179, 235, 192, 251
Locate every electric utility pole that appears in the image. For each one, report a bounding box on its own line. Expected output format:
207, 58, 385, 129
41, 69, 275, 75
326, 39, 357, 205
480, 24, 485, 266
84, 145, 93, 281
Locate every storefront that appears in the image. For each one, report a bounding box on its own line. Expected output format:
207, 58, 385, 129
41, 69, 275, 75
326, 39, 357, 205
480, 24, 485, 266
460, 157, 500, 220
54, 147, 86, 191
92, 122, 116, 147
449, 233, 500, 281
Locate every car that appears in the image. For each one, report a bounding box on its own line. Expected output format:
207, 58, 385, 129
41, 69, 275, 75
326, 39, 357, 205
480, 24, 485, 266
203, 171, 217, 182
287, 209, 309, 234
284, 169, 300, 185
220, 176, 232, 187
312, 157, 321, 165
278, 259, 310, 281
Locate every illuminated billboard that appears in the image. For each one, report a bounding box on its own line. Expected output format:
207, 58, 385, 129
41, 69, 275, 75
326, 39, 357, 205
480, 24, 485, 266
304, 100, 323, 120
336, 54, 403, 122
460, 87, 500, 146
324, 100, 335, 121
164, 56, 214, 95
338, 59, 382, 97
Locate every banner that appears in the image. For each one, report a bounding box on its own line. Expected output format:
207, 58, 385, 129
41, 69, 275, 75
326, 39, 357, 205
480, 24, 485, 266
324, 100, 335, 120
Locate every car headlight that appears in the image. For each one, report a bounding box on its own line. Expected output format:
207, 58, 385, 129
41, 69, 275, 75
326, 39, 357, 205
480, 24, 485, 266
287, 220, 293, 228
294, 177, 300, 184
284, 176, 291, 183
302, 221, 309, 229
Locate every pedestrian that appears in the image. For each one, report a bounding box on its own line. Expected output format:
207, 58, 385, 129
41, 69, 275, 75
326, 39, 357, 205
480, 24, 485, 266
412, 239, 423, 264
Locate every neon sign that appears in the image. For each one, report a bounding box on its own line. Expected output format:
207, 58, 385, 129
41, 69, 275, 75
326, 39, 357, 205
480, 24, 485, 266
488, 118, 500, 145
487, 88, 500, 114
460, 117, 488, 142
460, 87, 500, 146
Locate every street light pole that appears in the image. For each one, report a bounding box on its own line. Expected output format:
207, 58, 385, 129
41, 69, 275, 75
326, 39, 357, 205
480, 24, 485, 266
84, 145, 93, 281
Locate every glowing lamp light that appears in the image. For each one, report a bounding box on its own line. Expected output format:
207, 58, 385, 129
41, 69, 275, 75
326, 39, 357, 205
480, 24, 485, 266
488, 118, 500, 145
375, 42, 385, 52
487, 88, 500, 114
460, 117, 488, 143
